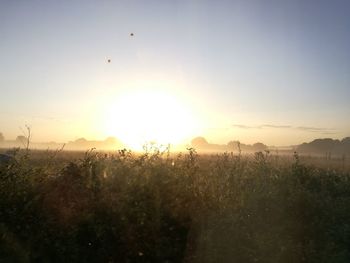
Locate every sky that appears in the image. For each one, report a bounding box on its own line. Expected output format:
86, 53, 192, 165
1, 0, 350, 148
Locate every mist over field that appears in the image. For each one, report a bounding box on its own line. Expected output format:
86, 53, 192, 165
1, 0, 350, 262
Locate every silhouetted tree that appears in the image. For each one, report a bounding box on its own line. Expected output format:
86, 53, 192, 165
16, 135, 27, 145
191, 137, 208, 148
227, 141, 240, 151
0, 132, 4, 143
253, 142, 267, 151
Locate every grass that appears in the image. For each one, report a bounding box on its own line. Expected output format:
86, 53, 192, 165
0, 147, 350, 262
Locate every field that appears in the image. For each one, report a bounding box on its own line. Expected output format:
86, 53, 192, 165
1, 147, 350, 262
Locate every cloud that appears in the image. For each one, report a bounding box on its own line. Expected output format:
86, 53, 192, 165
232, 124, 259, 129
208, 127, 230, 131
321, 131, 338, 135
296, 126, 332, 132
260, 124, 292, 129
232, 124, 291, 129
232, 123, 336, 134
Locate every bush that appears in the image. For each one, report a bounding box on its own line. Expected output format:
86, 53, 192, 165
0, 149, 350, 262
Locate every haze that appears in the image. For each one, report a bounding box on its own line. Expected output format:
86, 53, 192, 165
1, 0, 350, 149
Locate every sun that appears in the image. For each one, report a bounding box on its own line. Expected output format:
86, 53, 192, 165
103, 89, 198, 150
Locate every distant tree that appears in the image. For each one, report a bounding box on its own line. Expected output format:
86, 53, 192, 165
341, 137, 350, 145
74, 138, 87, 143
104, 137, 121, 148
227, 141, 240, 151
0, 132, 4, 142
16, 135, 27, 145
253, 142, 267, 152
298, 138, 339, 153
191, 137, 208, 147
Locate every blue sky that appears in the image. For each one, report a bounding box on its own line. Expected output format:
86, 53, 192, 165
1, 0, 350, 146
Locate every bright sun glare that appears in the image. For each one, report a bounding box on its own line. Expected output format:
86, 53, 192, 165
103, 89, 198, 150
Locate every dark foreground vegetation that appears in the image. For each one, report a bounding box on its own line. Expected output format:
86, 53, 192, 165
1, 147, 350, 262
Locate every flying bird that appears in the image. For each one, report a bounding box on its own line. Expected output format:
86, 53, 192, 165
107, 33, 133, 63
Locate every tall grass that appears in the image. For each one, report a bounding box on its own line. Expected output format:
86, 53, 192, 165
1, 147, 350, 262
